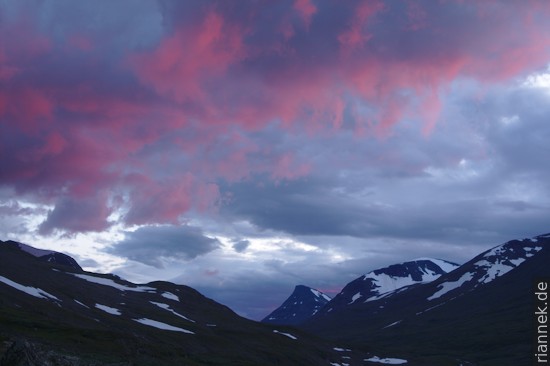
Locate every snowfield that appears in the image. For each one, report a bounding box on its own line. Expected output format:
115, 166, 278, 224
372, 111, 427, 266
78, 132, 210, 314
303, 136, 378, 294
428, 272, 474, 300
365, 355, 408, 364
71, 273, 155, 292
161, 291, 179, 301
150, 301, 195, 322
133, 318, 194, 334
0, 275, 59, 301
273, 330, 298, 340
95, 303, 121, 315
311, 288, 332, 302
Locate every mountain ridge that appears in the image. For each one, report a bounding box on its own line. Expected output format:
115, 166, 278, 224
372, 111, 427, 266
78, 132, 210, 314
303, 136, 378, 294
0, 239, 372, 366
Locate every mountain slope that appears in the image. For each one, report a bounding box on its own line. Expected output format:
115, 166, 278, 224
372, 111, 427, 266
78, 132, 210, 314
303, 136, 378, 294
261, 285, 331, 325
302, 234, 550, 366
318, 258, 458, 316
0, 240, 370, 366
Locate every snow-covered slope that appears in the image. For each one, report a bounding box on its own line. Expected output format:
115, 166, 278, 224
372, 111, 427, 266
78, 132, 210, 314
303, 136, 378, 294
262, 285, 331, 325
317, 258, 458, 315
426, 235, 546, 301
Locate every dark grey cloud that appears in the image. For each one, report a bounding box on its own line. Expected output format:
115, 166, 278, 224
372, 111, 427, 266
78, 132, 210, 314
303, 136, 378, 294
220, 79, 550, 251
231, 239, 250, 253
38, 195, 112, 235
110, 225, 221, 268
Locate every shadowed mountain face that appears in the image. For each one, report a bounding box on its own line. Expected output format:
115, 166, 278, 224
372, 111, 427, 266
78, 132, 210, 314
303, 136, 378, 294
0, 240, 370, 366
302, 234, 550, 366
261, 285, 331, 325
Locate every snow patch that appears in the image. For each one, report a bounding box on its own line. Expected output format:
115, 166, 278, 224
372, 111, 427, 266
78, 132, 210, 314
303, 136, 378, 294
349, 292, 362, 304
363, 270, 439, 298
428, 272, 474, 300
509, 258, 526, 267
273, 330, 298, 340
364, 287, 403, 303
333, 347, 352, 352
383, 320, 402, 329
477, 263, 514, 284
365, 355, 408, 364
72, 273, 155, 292
74, 300, 89, 308
95, 303, 121, 315
0, 276, 59, 301
150, 301, 195, 322
133, 318, 194, 334
413, 258, 459, 273
311, 288, 331, 302
161, 292, 179, 301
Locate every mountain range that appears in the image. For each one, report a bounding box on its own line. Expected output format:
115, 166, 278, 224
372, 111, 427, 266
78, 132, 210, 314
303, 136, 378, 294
299, 234, 550, 365
1, 234, 549, 365
0, 240, 371, 366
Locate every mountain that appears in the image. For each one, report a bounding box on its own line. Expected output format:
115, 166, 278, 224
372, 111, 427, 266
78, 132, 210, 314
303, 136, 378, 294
302, 234, 550, 366
317, 258, 459, 316
261, 285, 331, 325
1, 240, 82, 271
0, 240, 372, 366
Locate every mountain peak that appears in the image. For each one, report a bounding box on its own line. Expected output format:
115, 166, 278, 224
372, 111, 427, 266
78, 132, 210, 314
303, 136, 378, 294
262, 285, 331, 325
1, 240, 82, 271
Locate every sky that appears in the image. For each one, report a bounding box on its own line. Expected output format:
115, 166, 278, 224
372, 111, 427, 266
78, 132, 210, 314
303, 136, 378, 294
1, 0, 550, 320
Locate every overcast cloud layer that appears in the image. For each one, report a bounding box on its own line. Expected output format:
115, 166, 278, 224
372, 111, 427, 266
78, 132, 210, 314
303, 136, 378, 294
1, 0, 550, 319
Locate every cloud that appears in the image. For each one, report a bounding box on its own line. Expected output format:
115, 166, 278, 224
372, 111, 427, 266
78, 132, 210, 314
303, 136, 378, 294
231, 239, 250, 253
110, 225, 221, 268
220, 77, 550, 248
1, 1, 549, 235
38, 193, 113, 235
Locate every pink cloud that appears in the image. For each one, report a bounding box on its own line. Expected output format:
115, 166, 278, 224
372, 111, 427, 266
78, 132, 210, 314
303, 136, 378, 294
270, 153, 312, 181
293, 0, 317, 28
338, 0, 384, 51
2, 1, 550, 234
130, 9, 246, 104
67, 34, 94, 52
38, 192, 113, 235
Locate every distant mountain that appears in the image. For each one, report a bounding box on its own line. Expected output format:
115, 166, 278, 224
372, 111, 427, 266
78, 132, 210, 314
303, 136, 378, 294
0, 240, 371, 366
318, 258, 459, 316
302, 234, 550, 366
262, 285, 331, 325
1, 240, 82, 271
